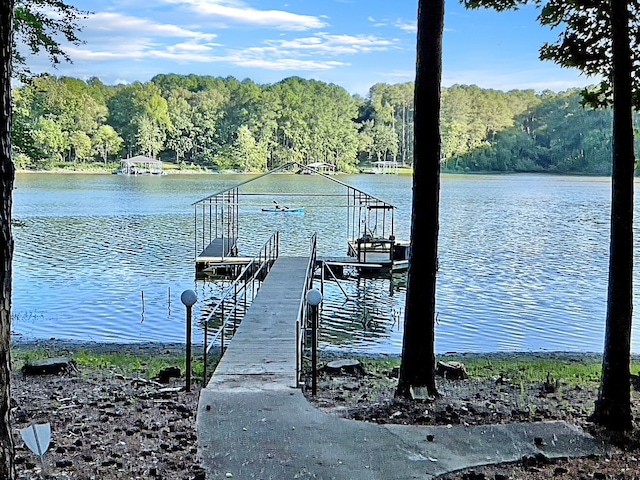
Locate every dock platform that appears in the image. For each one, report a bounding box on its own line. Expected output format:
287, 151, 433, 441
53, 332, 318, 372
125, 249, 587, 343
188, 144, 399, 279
196, 237, 240, 273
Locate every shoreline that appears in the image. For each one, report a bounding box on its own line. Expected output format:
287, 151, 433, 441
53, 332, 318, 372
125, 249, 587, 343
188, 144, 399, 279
12, 338, 632, 362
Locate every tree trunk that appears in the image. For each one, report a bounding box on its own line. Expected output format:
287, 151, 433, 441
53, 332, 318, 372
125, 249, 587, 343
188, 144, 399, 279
395, 0, 444, 399
592, 0, 634, 431
0, 0, 16, 477
402, 103, 407, 166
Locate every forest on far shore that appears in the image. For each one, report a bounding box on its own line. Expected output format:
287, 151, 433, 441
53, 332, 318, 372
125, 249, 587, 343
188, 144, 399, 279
12, 73, 633, 175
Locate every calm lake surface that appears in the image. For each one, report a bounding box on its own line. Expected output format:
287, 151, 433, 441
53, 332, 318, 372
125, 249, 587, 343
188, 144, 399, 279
11, 172, 640, 354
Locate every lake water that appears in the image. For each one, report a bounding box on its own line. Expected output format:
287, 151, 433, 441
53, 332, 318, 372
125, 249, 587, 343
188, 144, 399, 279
11, 172, 640, 354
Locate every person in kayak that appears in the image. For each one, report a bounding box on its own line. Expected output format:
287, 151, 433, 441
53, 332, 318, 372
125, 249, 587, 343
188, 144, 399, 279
273, 200, 289, 211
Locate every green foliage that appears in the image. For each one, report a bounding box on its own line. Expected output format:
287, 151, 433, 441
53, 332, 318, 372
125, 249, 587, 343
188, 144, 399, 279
10, 73, 627, 174
446, 89, 620, 174
13, 0, 90, 81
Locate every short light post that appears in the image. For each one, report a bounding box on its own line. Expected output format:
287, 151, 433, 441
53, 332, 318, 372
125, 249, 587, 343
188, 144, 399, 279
306, 288, 323, 396
181, 289, 197, 392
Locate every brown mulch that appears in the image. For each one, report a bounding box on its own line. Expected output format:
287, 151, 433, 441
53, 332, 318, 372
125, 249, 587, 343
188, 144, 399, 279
11, 344, 205, 480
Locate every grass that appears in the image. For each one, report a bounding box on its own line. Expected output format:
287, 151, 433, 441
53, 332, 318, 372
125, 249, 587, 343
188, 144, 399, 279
11, 345, 220, 384
456, 355, 604, 385
353, 353, 615, 387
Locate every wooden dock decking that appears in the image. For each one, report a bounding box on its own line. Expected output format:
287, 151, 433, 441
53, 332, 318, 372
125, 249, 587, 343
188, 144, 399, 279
205, 256, 310, 391
197, 237, 237, 261
196, 237, 242, 274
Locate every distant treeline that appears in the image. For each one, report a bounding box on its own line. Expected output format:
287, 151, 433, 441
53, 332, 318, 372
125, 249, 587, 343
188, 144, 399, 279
11, 73, 626, 174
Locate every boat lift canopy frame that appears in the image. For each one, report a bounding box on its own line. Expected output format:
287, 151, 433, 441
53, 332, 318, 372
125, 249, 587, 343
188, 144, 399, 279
192, 162, 397, 262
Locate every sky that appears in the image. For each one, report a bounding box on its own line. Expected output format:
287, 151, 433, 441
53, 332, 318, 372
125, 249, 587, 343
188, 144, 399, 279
22, 0, 600, 96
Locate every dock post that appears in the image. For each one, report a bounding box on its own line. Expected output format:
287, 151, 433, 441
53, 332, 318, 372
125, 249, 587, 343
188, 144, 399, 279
306, 289, 323, 396
181, 290, 197, 392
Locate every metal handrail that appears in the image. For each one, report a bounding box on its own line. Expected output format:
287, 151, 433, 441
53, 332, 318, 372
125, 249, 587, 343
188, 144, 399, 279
296, 232, 318, 386
201, 232, 280, 382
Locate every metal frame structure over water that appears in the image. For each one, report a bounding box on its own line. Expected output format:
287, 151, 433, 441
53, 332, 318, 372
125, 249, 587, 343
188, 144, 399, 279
192, 162, 398, 271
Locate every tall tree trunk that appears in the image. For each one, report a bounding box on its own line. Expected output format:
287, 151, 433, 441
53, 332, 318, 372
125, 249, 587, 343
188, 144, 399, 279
0, 0, 16, 476
592, 0, 634, 431
402, 103, 407, 166
395, 0, 444, 399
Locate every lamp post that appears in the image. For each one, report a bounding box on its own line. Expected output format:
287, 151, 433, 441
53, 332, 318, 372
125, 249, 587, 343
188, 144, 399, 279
306, 288, 323, 396
181, 289, 197, 392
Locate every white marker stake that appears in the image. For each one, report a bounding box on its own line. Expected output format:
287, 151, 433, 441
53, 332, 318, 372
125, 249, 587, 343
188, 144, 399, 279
20, 423, 51, 476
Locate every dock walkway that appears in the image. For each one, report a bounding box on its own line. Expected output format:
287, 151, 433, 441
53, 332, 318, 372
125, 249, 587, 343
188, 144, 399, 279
196, 258, 605, 480
202, 256, 309, 390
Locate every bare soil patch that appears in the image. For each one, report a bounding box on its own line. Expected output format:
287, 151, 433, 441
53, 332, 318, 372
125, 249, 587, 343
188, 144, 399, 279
11, 342, 205, 480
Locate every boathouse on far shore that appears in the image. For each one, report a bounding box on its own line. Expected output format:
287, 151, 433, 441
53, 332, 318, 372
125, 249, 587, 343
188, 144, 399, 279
118, 155, 164, 175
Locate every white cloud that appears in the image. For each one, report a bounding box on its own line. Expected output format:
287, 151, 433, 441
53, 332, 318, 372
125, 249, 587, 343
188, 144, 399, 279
231, 56, 346, 71
51, 12, 222, 64
367, 16, 388, 28
161, 0, 326, 30
264, 32, 398, 56
86, 12, 217, 42
442, 68, 599, 92
394, 19, 416, 33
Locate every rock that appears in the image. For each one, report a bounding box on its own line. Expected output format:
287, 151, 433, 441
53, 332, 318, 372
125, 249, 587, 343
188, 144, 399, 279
323, 359, 365, 376
435, 361, 468, 380
157, 366, 182, 383
21, 357, 78, 376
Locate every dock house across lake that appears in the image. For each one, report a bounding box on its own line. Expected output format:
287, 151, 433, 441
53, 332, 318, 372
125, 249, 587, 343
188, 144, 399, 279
118, 155, 165, 175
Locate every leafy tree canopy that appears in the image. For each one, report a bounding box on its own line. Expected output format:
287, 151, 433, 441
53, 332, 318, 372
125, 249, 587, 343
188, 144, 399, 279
463, 0, 640, 109
13, 0, 89, 80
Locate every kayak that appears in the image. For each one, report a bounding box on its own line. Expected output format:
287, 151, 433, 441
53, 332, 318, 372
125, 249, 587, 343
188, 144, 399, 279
261, 207, 305, 213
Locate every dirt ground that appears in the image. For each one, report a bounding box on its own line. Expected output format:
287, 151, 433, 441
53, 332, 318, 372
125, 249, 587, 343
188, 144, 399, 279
9, 343, 640, 479
11, 342, 205, 480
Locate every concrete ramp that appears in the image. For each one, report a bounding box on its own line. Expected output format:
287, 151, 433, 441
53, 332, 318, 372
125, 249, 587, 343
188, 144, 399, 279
197, 389, 608, 479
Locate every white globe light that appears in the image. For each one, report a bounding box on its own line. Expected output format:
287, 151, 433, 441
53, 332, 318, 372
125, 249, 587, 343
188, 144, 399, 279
306, 288, 323, 307
181, 289, 197, 307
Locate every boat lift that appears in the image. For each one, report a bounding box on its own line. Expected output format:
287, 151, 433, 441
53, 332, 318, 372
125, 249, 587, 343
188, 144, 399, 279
192, 162, 407, 276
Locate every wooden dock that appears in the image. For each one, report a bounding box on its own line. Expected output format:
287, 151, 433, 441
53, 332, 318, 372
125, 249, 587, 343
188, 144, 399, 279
197, 237, 237, 260
196, 237, 241, 273
205, 256, 310, 390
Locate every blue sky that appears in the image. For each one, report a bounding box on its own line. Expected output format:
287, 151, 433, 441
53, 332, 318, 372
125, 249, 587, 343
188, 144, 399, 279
24, 0, 599, 95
